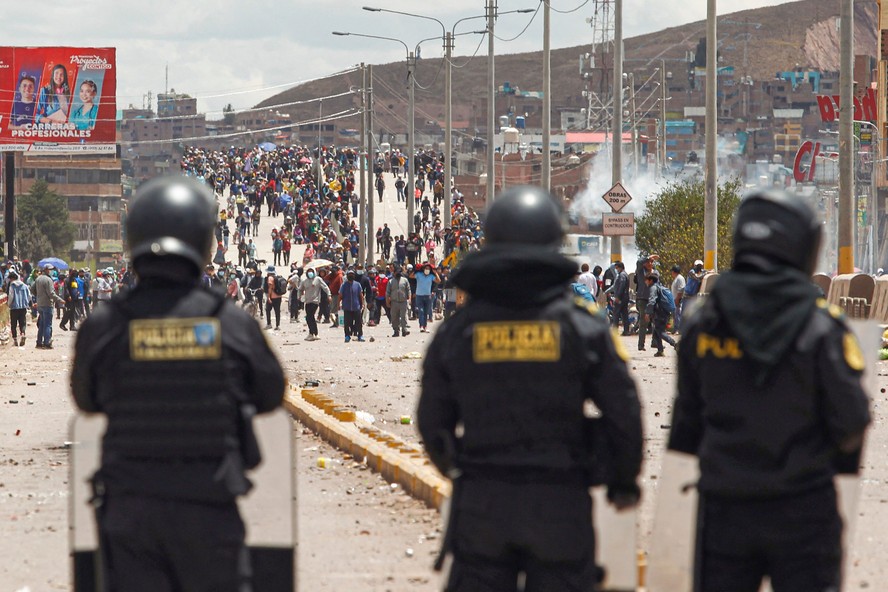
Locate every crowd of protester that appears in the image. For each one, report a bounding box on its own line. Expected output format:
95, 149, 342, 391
175, 143, 485, 342
0, 142, 490, 346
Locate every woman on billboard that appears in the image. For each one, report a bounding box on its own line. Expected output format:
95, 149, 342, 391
70, 79, 98, 131
36, 64, 71, 125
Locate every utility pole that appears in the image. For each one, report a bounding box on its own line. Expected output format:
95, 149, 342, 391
628, 72, 638, 177
317, 98, 324, 188
407, 53, 416, 233
838, 0, 854, 274
3, 152, 13, 259
486, 0, 496, 206
542, 0, 551, 191
444, 32, 454, 227
660, 59, 667, 176
359, 63, 367, 265
610, 0, 623, 263
704, 0, 718, 271
87, 206, 93, 271
367, 64, 376, 264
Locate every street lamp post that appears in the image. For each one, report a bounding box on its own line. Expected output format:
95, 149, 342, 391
704, 0, 718, 271
487, 0, 496, 207
611, 0, 623, 263
361, 5, 533, 218
333, 31, 414, 234
407, 52, 416, 233
367, 64, 375, 264
445, 31, 453, 227
542, 0, 551, 191
359, 63, 367, 265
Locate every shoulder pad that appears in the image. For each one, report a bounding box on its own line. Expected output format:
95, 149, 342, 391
816, 298, 846, 321
573, 296, 602, 318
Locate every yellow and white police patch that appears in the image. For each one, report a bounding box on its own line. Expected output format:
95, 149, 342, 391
473, 321, 561, 363
129, 317, 222, 361
843, 332, 866, 372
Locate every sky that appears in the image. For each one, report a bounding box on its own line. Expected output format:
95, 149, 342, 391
1, 0, 790, 119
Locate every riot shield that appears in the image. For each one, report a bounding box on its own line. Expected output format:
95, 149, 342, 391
645, 450, 699, 592
837, 320, 878, 591
69, 409, 296, 591
592, 486, 637, 592
239, 409, 297, 591
69, 414, 105, 591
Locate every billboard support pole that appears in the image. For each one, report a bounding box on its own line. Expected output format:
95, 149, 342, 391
4, 152, 13, 259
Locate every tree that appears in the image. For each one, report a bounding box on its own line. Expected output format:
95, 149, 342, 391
16, 180, 76, 261
635, 177, 742, 275
223, 103, 236, 126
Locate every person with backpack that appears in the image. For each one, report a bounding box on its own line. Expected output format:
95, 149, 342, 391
644, 270, 677, 357
263, 265, 287, 330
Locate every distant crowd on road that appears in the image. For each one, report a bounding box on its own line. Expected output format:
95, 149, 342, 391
176, 143, 485, 342
0, 141, 492, 348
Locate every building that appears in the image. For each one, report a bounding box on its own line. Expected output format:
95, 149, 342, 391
120, 90, 207, 185
12, 153, 124, 266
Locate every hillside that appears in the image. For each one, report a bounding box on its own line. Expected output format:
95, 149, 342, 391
257, 0, 878, 133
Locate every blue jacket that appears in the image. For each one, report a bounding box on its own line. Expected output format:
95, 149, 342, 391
8, 280, 32, 309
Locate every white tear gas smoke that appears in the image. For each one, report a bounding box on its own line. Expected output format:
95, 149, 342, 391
569, 147, 676, 264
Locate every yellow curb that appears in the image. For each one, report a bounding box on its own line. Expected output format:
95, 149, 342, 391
283, 386, 451, 509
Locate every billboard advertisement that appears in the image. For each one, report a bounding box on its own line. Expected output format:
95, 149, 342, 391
0, 47, 116, 153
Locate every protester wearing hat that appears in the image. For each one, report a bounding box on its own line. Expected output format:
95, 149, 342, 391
31, 264, 65, 349
644, 270, 677, 357
95, 271, 113, 306
264, 265, 284, 330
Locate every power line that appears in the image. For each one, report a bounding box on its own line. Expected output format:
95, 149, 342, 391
550, 0, 592, 14
494, 2, 542, 43
0, 89, 359, 125
122, 108, 360, 146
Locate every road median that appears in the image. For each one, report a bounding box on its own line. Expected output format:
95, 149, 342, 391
283, 385, 451, 509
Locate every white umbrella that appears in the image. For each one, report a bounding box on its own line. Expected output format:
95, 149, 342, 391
304, 258, 334, 270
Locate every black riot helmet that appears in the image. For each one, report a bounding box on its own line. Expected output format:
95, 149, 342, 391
732, 189, 821, 274
484, 185, 564, 249
127, 176, 217, 273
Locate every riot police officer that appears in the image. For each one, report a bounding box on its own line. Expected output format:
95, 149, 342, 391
418, 186, 643, 591
668, 189, 871, 592
71, 176, 286, 592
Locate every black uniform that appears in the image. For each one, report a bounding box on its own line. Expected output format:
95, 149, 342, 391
71, 266, 285, 592
418, 246, 642, 592
669, 190, 871, 592
71, 175, 286, 592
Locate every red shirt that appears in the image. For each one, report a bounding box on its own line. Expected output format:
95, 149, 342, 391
375, 276, 389, 299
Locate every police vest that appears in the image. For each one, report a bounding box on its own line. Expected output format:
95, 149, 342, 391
448, 298, 593, 474
100, 292, 242, 462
